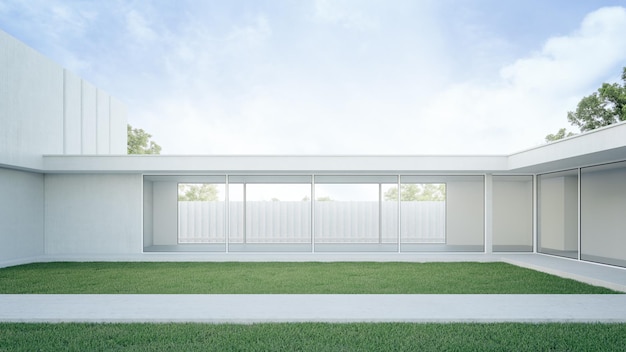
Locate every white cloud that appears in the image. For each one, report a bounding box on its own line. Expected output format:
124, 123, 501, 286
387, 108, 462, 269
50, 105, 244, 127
227, 14, 272, 47
313, 0, 380, 31
416, 6, 626, 154
501, 6, 626, 96
125, 9, 158, 42
0, 1, 92, 40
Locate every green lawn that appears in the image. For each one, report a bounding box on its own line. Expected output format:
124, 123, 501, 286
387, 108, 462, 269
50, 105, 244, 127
0, 261, 616, 293
1, 322, 625, 351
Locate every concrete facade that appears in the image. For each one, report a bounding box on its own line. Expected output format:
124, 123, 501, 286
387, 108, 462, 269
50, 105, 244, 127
0, 30, 126, 171
44, 174, 143, 256
1, 29, 626, 269
0, 168, 44, 266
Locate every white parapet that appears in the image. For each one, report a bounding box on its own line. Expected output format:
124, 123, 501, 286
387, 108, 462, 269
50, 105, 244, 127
0, 29, 127, 171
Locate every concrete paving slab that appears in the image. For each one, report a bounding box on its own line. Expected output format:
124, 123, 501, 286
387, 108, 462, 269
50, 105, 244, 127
501, 254, 626, 293
1, 294, 625, 323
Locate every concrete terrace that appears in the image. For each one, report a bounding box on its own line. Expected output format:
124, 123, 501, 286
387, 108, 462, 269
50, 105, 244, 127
1, 254, 625, 323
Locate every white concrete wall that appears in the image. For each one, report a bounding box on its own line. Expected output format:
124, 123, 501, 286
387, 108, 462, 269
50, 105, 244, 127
446, 178, 484, 248
492, 176, 533, 250
152, 181, 179, 246
143, 180, 154, 247
109, 97, 127, 154
96, 89, 110, 154
63, 70, 83, 154
81, 81, 98, 154
581, 162, 626, 267
44, 174, 142, 255
0, 168, 44, 266
0, 29, 127, 171
0, 30, 64, 169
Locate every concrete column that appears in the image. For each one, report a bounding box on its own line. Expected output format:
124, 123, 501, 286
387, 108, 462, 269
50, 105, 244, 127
484, 174, 493, 254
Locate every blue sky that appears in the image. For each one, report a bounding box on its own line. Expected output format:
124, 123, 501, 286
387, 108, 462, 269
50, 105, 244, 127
2, 0, 626, 154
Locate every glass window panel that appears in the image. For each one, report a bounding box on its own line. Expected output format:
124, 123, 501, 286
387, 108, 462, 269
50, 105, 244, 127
381, 184, 398, 243
245, 184, 311, 243
228, 183, 244, 243
177, 183, 226, 243
538, 170, 578, 259
314, 184, 379, 243
400, 183, 446, 243
580, 162, 626, 267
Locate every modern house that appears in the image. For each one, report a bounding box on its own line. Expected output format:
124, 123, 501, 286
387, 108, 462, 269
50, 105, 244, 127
1, 29, 625, 269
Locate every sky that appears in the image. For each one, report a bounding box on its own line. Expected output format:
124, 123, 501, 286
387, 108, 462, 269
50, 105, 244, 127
1, 0, 626, 155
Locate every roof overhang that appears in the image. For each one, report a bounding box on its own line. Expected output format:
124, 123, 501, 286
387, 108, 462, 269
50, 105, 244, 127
30, 121, 626, 175
508, 121, 626, 173
41, 154, 509, 174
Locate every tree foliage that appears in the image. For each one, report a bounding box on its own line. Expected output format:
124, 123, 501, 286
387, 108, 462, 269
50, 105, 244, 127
127, 124, 162, 154
301, 196, 333, 201
178, 184, 219, 201
545, 128, 575, 142
567, 67, 626, 132
316, 196, 333, 201
384, 184, 446, 201
546, 67, 626, 142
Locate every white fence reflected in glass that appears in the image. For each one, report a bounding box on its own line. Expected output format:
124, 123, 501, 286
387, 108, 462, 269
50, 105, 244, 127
178, 200, 445, 244
400, 201, 445, 243
178, 201, 226, 243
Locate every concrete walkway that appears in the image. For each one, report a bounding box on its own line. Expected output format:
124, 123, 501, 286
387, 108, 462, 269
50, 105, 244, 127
500, 254, 626, 293
1, 253, 625, 323
1, 294, 626, 323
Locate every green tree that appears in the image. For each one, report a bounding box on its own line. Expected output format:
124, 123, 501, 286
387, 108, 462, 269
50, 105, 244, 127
545, 128, 575, 142
547, 67, 626, 142
178, 184, 219, 201
127, 124, 162, 154
302, 196, 334, 201
567, 67, 626, 131
316, 196, 333, 201
384, 184, 445, 201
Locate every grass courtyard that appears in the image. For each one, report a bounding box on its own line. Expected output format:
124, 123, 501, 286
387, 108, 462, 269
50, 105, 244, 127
1, 261, 623, 350
0, 261, 617, 294
1, 322, 625, 351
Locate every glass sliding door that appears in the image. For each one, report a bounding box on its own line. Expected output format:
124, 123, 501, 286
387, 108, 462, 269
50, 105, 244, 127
147, 174, 485, 254
538, 170, 578, 259
178, 183, 226, 243
246, 183, 311, 244
580, 162, 626, 267
398, 183, 446, 244
400, 176, 483, 252
381, 183, 399, 245
174, 175, 227, 251
314, 175, 398, 252
228, 175, 312, 252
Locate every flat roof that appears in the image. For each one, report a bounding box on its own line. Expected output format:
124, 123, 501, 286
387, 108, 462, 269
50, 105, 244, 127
6, 121, 626, 175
